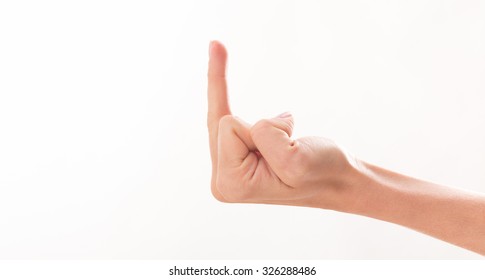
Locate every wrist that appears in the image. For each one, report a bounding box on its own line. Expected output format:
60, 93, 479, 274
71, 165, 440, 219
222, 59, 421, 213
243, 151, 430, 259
327, 157, 375, 213
308, 152, 373, 212
314, 152, 398, 215
335, 159, 382, 214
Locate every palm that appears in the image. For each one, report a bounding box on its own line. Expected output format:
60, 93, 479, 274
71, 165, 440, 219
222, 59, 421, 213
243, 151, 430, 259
213, 115, 290, 202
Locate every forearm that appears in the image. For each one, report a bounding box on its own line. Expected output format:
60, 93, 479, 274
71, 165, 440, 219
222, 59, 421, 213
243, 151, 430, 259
336, 160, 485, 255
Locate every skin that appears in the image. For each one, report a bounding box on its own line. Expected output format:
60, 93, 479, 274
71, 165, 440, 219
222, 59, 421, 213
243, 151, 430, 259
206, 40, 485, 256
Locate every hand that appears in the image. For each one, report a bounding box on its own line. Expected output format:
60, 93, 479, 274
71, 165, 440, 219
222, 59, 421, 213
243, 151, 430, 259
207, 41, 355, 209
207, 41, 485, 255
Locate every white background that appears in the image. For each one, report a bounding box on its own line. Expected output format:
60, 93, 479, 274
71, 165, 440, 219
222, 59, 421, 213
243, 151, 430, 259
0, 0, 484, 259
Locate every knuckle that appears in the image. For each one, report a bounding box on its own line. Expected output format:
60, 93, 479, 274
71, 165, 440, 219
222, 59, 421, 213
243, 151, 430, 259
280, 118, 294, 136
250, 119, 272, 138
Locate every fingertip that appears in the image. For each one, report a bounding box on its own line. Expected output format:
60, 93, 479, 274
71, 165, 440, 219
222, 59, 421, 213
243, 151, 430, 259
209, 41, 228, 78
209, 40, 227, 59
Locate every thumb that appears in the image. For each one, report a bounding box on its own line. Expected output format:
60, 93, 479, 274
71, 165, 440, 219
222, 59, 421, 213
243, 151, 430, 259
250, 112, 295, 173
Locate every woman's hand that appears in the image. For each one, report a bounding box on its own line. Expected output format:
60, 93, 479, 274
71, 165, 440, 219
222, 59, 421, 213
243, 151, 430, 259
207, 41, 355, 209
206, 41, 485, 256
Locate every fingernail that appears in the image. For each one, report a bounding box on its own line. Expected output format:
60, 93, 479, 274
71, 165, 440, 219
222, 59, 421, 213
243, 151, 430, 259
277, 111, 292, 118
